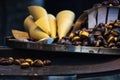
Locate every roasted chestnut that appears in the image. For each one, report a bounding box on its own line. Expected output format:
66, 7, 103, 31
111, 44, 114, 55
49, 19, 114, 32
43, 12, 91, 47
25, 58, 33, 65
72, 36, 80, 42
20, 62, 30, 69
79, 31, 89, 38
108, 42, 116, 48
58, 37, 71, 45
14, 58, 24, 65
0, 58, 13, 65
32, 59, 44, 67
58, 19, 120, 48
111, 28, 120, 36
14, 59, 21, 65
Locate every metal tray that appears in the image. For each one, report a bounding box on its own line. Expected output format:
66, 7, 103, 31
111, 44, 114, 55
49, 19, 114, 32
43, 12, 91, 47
6, 6, 120, 55
6, 39, 120, 55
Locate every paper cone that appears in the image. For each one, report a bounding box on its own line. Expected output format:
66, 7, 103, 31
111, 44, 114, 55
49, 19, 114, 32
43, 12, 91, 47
35, 16, 51, 35
12, 29, 29, 39
24, 15, 37, 31
56, 10, 75, 39
29, 27, 50, 41
28, 6, 50, 35
48, 14, 57, 38
28, 6, 47, 20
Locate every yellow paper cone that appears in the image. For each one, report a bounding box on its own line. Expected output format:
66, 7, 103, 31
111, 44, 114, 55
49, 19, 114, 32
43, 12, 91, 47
35, 16, 50, 35
24, 15, 36, 31
24, 15, 50, 41
28, 6, 47, 20
12, 29, 29, 39
28, 6, 50, 35
48, 14, 57, 38
56, 10, 75, 39
29, 27, 50, 41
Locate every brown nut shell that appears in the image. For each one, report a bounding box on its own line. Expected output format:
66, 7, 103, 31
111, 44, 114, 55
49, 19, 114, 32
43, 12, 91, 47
21, 62, 30, 69
25, 58, 33, 65
32, 59, 44, 67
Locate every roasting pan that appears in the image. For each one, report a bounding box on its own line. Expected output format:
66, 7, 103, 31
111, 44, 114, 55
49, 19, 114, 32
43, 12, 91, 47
6, 6, 120, 55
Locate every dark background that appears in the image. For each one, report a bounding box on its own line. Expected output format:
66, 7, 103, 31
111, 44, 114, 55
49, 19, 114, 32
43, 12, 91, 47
0, 0, 104, 45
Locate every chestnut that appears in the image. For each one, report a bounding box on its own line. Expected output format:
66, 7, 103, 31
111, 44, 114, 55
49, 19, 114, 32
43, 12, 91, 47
108, 43, 116, 48
25, 58, 33, 65
79, 31, 89, 38
72, 36, 80, 42
0, 58, 13, 65
20, 62, 30, 69
14, 59, 21, 65
32, 59, 44, 67
14, 58, 24, 65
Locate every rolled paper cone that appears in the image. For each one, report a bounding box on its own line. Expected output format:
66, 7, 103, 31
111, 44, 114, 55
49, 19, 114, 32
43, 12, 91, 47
28, 6, 47, 20
29, 27, 50, 41
24, 15, 37, 31
12, 29, 29, 40
35, 16, 51, 35
24, 15, 50, 41
28, 6, 51, 35
48, 14, 57, 38
56, 10, 75, 39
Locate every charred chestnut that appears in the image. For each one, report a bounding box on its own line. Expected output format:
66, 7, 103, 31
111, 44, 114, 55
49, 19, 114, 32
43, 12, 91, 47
20, 62, 30, 69
108, 42, 116, 48
58, 37, 71, 45
72, 36, 80, 42
69, 33, 75, 39
32, 59, 44, 67
79, 31, 89, 38
14, 58, 24, 65
0, 57, 14, 65
111, 28, 120, 36
25, 58, 33, 65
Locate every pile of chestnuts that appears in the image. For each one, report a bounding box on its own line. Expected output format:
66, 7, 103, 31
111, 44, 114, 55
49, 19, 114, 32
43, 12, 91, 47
58, 20, 120, 48
0, 57, 52, 69
93, 0, 120, 7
